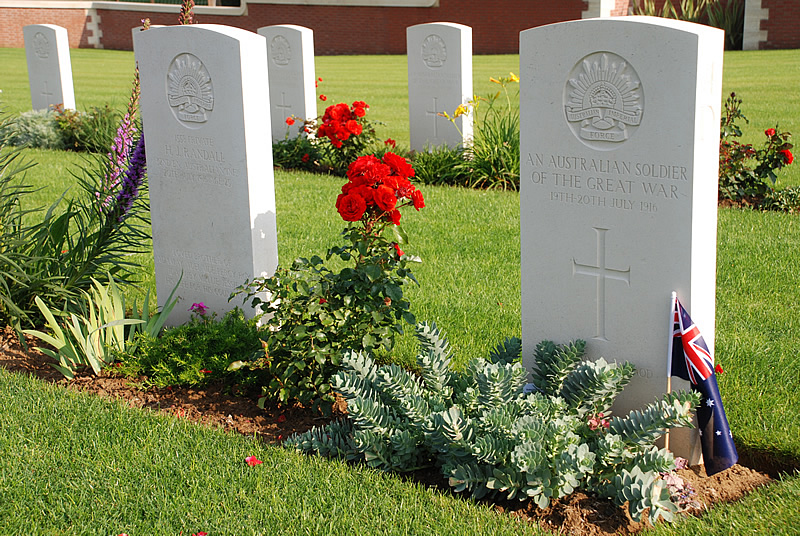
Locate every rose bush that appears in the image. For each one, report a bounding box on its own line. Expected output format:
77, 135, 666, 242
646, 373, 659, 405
234, 152, 424, 414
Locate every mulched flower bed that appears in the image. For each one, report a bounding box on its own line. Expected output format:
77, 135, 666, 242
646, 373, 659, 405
0, 326, 778, 536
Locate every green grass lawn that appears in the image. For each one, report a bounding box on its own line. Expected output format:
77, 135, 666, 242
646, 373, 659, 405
1, 47, 800, 534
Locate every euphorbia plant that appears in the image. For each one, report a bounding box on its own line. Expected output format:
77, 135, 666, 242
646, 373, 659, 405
234, 152, 424, 413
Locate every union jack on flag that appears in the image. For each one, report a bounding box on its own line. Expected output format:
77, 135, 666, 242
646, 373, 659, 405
668, 295, 738, 476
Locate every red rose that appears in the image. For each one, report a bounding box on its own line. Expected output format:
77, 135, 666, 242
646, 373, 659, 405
374, 185, 398, 212
382, 152, 415, 179
352, 185, 375, 205
346, 120, 363, 136
337, 193, 366, 221
389, 209, 401, 225
393, 243, 404, 257
780, 149, 794, 165
384, 138, 396, 148
319, 94, 327, 101
411, 189, 425, 210
301, 153, 310, 162
353, 106, 366, 118
285, 116, 295, 126
765, 128, 776, 137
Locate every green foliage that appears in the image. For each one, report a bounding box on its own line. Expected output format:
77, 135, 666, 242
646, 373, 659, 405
234, 235, 418, 413
761, 185, 800, 213
0, 91, 149, 333
23, 276, 142, 378
409, 144, 469, 187
286, 323, 700, 524
53, 104, 121, 153
117, 308, 262, 388
706, 0, 744, 50
272, 128, 323, 173
719, 92, 794, 201
0, 109, 64, 149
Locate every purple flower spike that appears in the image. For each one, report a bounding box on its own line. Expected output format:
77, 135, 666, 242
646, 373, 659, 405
113, 134, 146, 222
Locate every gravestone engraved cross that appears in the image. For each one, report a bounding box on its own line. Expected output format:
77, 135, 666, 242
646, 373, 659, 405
571, 227, 631, 341
40, 81, 54, 100
276, 91, 292, 117
426, 97, 440, 138
23, 24, 75, 110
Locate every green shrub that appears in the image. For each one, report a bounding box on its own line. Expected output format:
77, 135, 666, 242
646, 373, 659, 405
0, 109, 64, 149
53, 104, 121, 153
410, 145, 469, 187
718, 92, 794, 201
761, 185, 800, 213
287, 323, 698, 524
117, 308, 262, 388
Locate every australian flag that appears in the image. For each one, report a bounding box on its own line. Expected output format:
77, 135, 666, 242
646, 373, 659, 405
668, 296, 738, 475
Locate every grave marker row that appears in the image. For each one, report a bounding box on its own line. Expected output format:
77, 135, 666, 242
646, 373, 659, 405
130, 17, 723, 463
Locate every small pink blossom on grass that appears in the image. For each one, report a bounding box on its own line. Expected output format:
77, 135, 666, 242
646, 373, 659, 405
245, 456, 263, 467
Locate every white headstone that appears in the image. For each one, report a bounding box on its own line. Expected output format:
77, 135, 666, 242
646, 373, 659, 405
257, 25, 316, 142
23, 24, 75, 111
520, 17, 724, 461
134, 24, 278, 325
407, 22, 473, 151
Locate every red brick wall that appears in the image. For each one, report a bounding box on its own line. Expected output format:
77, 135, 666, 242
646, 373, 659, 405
0, 7, 92, 48
759, 0, 800, 49
98, 0, 589, 54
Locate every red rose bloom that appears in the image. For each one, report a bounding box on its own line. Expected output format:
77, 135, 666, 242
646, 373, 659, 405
285, 116, 295, 126
382, 152, 415, 179
765, 128, 776, 137
374, 185, 398, 211
389, 209, 402, 225
346, 120, 363, 136
780, 149, 794, 165
319, 94, 327, 101
384, 138, 396, 148
411, 189, 425, 210
301, 153, 310, 162
337, 193, 367, 221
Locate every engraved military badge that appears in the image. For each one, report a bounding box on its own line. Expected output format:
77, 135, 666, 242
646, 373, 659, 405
564, 52, 643, 149
421, 34, 447, 69
167, 53, 214, 127
33, 32, 49, 59
270, 35, 291, 66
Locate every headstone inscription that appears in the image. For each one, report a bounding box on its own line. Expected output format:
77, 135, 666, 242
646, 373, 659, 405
134, 24, 278, 325
257, 25, 316, 142
23, 24, 76, 111
519, 17, 724, 462
406, 22, 473, 151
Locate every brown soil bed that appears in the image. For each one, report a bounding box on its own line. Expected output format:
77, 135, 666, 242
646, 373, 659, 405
0, 326, 781, 535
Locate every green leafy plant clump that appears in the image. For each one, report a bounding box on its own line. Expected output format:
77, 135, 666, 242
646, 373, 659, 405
287, 323, 699, 524
117, 307, 263, 389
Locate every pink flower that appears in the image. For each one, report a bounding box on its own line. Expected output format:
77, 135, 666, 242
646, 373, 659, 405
245, 456, 263, 467
189, 302, 208, 316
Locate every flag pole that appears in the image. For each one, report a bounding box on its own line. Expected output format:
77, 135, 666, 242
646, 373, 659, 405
665, 291, 677, 452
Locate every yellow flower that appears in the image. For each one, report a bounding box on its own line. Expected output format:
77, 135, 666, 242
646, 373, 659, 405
509, 72, 520, 83
490, 77, 501, 85
453, 104, 468, 118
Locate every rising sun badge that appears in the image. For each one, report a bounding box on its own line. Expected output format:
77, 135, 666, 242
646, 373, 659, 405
564, 52, 643, 150
167, 53, 214, 127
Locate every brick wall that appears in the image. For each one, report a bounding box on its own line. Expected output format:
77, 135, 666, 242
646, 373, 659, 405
759, 0, 800, 49
98, 0, 589, 53
0, 0, 796, 52
0, 7, 93, 47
